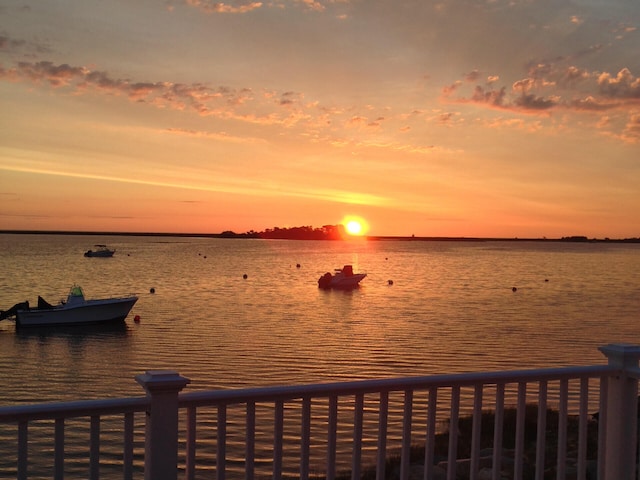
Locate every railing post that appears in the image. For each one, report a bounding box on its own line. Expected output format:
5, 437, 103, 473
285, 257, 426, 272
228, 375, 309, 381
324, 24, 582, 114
136, 370, 190, 480
598, 343, 640, 480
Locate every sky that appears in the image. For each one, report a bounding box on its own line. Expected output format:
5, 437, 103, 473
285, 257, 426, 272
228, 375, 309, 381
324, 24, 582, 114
1, 0, 639, 238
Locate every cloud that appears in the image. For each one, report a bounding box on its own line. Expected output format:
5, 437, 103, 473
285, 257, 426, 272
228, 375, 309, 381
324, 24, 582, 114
598, 68, 640, 99
165, 128, 267, 144
11, 61, 87, 87
513, 93, 556, 110
465, 70, 481, 82
560, 66, 591, 85
181, 1, 263, 14
0, 35, 26, 51
569, 96, 618, 111
175, 0, 347, 14
470, 85, 507, 107
0, 56, 336, 131
482, 117, 543, 133
442, 64, 640, 117
0, 59, 256, 112
620, 112, 640, 143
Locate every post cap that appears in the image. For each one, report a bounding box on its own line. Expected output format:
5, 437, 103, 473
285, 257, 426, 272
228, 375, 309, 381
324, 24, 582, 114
599, 343, 640, 367
135, 370, 191, 394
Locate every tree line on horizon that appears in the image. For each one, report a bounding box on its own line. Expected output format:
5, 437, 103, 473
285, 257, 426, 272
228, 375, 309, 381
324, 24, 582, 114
216, 228, 640, 242
219, 225, 347, 240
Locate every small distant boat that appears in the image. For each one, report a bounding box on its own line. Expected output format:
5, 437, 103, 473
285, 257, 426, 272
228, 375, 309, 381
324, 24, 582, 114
318, 265, 367, 289
0, 285, 138, 328
84, 244, 115, 257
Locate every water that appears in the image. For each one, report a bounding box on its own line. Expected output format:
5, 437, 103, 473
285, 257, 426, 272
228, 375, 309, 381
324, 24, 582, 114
1, 234, 640, 396
0, 234, 639, 477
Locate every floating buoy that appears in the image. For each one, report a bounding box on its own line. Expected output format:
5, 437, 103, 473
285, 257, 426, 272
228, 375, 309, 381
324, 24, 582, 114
150, 287, 155, 294
296, 263, 301, 268
134, 315, 141, 323
545, 279, 549, 282
243, 274, 248, 279
512, 287, 517, 292
388, 279, 394, 285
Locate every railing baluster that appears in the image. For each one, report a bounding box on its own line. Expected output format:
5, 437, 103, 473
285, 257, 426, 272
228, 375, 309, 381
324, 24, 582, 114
514, 382, 526, 480
273, 400, 284, 480
597, 375, 608, 480
425, 387, 437, 480
376, 391, 389, 480
557, 379, 568, 479
245, 401, 256, 480
123, 412, 134, 480
90, 415, 100, 480
470, 384, 483, 480
123, 411, 134, 480
492, 383, 504, 480
185, 406, 197, 480
535, 380, 548, 480
352, 393, 364, 480
400, 389, 413, 480
17, 420, 27, 480
216, 404, 227, 480
447, 386, 460, 480
577, 377, 588, 480
300, 397, 311, 480
327, 395, 338, 480
54, 417, 64, 480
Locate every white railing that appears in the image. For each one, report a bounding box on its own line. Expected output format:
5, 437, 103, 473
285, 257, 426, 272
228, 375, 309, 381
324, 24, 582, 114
0, 343, 638, 480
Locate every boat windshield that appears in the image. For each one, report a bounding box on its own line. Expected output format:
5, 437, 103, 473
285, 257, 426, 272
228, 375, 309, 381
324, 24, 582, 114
69, 285, 84, 298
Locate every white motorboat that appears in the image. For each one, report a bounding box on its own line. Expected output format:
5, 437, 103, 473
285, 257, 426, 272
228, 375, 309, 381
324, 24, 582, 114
84, 244, 115, 257
318, 265, 366, 289
0, 285, 138, 328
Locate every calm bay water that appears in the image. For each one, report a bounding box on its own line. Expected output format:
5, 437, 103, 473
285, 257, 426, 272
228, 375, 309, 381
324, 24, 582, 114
2, 233, 639, 400
0, 233, 639, 477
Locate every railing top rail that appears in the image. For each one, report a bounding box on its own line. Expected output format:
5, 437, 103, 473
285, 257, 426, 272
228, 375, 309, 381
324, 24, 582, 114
0, 364, 617, 421
179, 364, 615, 407
0, 396, 149, 423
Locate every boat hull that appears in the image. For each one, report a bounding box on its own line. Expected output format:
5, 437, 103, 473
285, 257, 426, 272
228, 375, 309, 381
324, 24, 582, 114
84, 250, 114, 257
318, 269, 367, 289
15, 297, 138, 327
329, 273, 367, 289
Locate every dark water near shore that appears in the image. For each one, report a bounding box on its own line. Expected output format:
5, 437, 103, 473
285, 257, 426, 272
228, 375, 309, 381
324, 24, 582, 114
0, 234, 639, 477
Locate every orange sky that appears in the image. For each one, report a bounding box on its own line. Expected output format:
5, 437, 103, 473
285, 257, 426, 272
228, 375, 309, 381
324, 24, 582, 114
1, 0, 639, 238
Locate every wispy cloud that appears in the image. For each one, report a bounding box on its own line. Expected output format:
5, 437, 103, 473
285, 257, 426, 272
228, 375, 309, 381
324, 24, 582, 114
180, 0, 263, 14
165, 128, 267, 144
171, 0, 348, 14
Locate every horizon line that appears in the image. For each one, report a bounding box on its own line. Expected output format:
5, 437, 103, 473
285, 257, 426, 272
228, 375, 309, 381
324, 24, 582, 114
0, 230, 638, 243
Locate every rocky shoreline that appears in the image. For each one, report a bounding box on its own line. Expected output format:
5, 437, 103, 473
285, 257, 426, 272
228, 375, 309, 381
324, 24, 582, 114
333, 404, 599, 480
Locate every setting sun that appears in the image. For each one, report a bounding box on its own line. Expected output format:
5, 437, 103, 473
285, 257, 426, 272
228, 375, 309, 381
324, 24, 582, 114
346, 221, 362, 235
342, 216, 369, 236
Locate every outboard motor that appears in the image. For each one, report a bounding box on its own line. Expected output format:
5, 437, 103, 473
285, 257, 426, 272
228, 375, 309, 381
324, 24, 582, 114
318, 272, 333, 289
0, 301, 29, 321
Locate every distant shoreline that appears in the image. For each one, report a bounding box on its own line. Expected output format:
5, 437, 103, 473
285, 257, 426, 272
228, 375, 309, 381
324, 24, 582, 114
1, 230, 639, 243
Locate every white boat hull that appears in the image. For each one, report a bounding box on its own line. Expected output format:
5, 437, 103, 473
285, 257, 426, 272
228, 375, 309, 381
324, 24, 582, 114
328, 273, 367, 289
318, 265, 367, 289
16, 297, 138, 327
